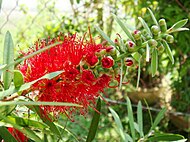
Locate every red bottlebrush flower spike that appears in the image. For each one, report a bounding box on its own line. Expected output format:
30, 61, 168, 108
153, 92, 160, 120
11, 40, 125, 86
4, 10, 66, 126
101, 56, 114, 69
8, 127, 28, 142
18, 33, 115, 120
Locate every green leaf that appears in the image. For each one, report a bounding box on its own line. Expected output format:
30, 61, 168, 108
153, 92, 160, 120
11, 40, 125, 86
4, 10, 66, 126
0, 101, 81, 107
137, 101, 144, 137
0, 105, 15, 119
112, 14, 135, 42
138, 17, 152, 37
3, 31, 14, 90
146, 43, 150, 62
86, 98, 101, 142
0, 70, 64, 100
167, 19, 188, 33
126, 97, 135, 141
94, 26, 116, 47
125, 133, 133, 142
167, 27, 189, 33
0, 126, 17, 142
0, 113, 42, 142
0, 0, 2, 13
147, 8, 159, 26
4, 116, 48, 130
13, 70, 24, 88
1, 42, 61, 72
109, 107, 126, 142
119, 59, 123, 89
150, 107, 167, 130
162, 40, 174, 64
148, 133, 185, 141
151, 48, 158, 77
136, 57, 141, 88
132, 52, 142, 62
28, 105, 62, 139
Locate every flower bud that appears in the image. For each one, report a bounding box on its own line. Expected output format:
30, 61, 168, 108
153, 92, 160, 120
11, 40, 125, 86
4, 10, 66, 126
95, 49, 106, 56
106, 46, 116, 55
148, 39, 158, 48
166, 35, 174, 43
101, 56, 114, 68
132, 30, 141, 40
157, 43, 165, 53
124, 57, 133, 66
159, 19, 167, 33
126, 41, 136, 52
151, 25, 160, 35
86, 54, 99, 67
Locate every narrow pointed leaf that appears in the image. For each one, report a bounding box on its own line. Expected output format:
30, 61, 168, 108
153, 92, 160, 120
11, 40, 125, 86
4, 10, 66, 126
167, 27, 189, 33
0, 126, 17, 142
109, 107, 126, 142
119, 59, 123, 89
1, 42, 61, 71
162, 40, 174, 64
148, 133, 185, 141
86, 98, 101, 142
167, 19, 188, 33
150, 107, 167, 130
147, 8, 158, 26
0, 70, 64, 99
0, 101, 81, 107
3, 31, 14, 90
28, 105, 62, 139
112, 14, 135, 42
95, 26, 116, 47
136, 57, 141, 88
137, 101, 144, 137
138, 17, 152, 37
126, 97, 135, 141
146, 43, 150, 62
151, 48, 158, 77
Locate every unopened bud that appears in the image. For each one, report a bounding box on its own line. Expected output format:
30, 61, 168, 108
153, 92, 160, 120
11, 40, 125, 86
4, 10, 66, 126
106, 46, 117, 55
159, 19, 167, 33
126, 41, 136, 52
148, 39, 158, 47
124, 57, 133, 66
101, 56, 114, 69
166, 35, 174, 43
151, 25, 160, 35
95, 49, 106, 56
132, 30, 141, 40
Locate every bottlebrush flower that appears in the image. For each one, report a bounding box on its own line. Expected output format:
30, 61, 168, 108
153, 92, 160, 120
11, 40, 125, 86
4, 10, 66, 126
8, 127, 28, 142
18, 33, 114, 120
101, 56, 114, 68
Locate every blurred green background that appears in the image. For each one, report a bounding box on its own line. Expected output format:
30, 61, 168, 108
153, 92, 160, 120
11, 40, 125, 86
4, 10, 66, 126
0, 0, 189, 141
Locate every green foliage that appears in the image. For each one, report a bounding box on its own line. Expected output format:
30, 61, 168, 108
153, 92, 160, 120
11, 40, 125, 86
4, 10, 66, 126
109, 98, 186, 141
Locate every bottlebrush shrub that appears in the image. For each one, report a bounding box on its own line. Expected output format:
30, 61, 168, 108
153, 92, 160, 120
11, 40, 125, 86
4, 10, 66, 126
0, 9, 189, 121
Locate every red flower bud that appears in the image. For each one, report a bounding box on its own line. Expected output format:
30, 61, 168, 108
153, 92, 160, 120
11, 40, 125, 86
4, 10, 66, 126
86, 54, 99, 66
124, 57, 133, 66
82, 70, 95, 84
101, 56, 114, 68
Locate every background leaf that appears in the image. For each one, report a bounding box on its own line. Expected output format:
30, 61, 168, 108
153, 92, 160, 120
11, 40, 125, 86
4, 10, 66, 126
137, 101, 144, 138
0, 126, 17, 142
109, 107, 126, 142
148, 133, 185, 141
86, 98, 101, 142
126, 97, 135, 141
3, 31, 14, 90
112, 14, 135, 42
151, 48, 158, 77
162, 40, 174, 64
